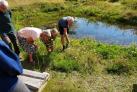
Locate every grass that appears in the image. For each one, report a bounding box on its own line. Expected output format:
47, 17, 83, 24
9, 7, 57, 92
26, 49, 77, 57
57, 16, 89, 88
7, 0, 137, 91
20, 38, 137, 91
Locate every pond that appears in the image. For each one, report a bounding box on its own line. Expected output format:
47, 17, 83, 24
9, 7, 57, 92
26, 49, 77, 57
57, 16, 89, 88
70, 18, 137, 45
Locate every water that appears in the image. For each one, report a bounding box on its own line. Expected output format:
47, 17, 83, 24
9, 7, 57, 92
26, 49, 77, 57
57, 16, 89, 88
70, 18, 137, 45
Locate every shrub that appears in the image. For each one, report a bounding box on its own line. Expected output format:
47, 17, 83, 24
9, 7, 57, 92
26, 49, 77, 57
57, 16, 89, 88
51, 60, 79, 72
106, 62, 130, 75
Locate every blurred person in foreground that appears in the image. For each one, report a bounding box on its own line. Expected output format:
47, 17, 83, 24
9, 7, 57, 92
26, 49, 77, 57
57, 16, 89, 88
0, 0, 20, 55
0, 40, 30, 92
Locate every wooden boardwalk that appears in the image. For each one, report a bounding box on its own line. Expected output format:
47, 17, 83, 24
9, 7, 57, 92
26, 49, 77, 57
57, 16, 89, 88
18, 69, 50, 92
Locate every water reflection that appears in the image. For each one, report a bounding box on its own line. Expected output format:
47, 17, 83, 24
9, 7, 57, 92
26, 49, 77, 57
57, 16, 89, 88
70, 18, 137, 45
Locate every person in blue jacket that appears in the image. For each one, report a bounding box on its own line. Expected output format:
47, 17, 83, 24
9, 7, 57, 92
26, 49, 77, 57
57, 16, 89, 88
0, 40, 30, 92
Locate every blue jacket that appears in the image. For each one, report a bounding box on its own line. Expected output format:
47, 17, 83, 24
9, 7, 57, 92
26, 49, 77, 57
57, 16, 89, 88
0, 40, 23, 92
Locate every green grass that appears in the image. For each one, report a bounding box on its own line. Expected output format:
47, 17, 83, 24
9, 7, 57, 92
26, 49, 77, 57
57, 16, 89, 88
19, 38, 137, 92
8, 0, 137, 91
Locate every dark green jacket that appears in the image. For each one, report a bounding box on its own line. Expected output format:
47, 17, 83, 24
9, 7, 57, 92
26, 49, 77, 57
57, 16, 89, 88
0, 10, 15, 34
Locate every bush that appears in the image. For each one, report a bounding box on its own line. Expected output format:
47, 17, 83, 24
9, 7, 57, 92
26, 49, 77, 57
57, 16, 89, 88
106, 63, 130, 75
51, 60, 79, 72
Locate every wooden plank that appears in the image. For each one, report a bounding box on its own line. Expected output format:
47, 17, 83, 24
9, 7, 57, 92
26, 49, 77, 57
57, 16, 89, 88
18, 75, 43, 91
18, 69, 50, 92
22, 69, 49, 80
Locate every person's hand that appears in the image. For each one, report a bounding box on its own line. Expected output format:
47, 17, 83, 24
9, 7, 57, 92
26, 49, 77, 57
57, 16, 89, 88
48, 48, 52, 52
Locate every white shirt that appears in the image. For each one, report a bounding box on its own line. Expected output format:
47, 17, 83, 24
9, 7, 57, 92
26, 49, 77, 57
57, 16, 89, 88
18, 27, 42, 40
42, 29, 52, 37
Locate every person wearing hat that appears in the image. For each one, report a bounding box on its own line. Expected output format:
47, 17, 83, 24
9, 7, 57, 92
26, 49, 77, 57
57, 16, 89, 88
0, 40, 30, 92
58, 16, 75, 51
0, 0, 20, 55
17, 27, 42, 63
40, 28, 58, 53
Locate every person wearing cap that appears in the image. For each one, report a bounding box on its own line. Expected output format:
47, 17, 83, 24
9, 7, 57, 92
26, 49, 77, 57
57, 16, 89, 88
17, 27, 42, 63
58, 16, 74, 51
0, 40, 30, 92
0, 0, 20, 55
40, 28, 58, 53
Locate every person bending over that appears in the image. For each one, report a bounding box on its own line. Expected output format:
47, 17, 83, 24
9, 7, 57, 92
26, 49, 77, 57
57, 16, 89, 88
58, 16, 75, 50
17, 27, 42, 63
40, 28, 58, 53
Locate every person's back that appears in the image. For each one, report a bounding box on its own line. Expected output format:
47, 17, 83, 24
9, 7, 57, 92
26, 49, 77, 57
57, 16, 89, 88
18, 27, 42, 41
58, 18, 68, 29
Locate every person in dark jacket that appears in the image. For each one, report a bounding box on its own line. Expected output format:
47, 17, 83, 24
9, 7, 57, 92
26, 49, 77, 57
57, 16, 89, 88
58, 16, 74, 51
0, 40, 30, 92
0, 0, 20, 55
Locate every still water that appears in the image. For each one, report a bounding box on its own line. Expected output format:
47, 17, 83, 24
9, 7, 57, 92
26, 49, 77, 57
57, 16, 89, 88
70, 18, 137, 45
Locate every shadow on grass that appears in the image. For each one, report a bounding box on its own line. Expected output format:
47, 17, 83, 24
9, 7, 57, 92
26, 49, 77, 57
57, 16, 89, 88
132, 84, 137, 92
21, 53, 52, 72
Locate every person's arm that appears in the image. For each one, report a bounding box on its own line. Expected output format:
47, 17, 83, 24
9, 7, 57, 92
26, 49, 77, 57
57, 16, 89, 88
0, 41, 23, 76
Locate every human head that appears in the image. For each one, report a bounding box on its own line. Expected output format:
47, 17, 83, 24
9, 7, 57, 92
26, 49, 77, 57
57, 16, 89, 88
66, 16, 75, 27
0, 0, 8, 12
40, 29, 51, 42
51, 28, 58, 39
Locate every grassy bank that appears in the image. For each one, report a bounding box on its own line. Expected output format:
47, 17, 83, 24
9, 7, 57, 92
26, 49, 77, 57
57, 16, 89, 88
8, 0, 137, 92
21, 38, 137, 92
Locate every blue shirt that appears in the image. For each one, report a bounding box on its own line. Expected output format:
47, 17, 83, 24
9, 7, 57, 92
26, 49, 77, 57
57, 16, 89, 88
58, 18, 68, 28
0, 40, 23, 92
